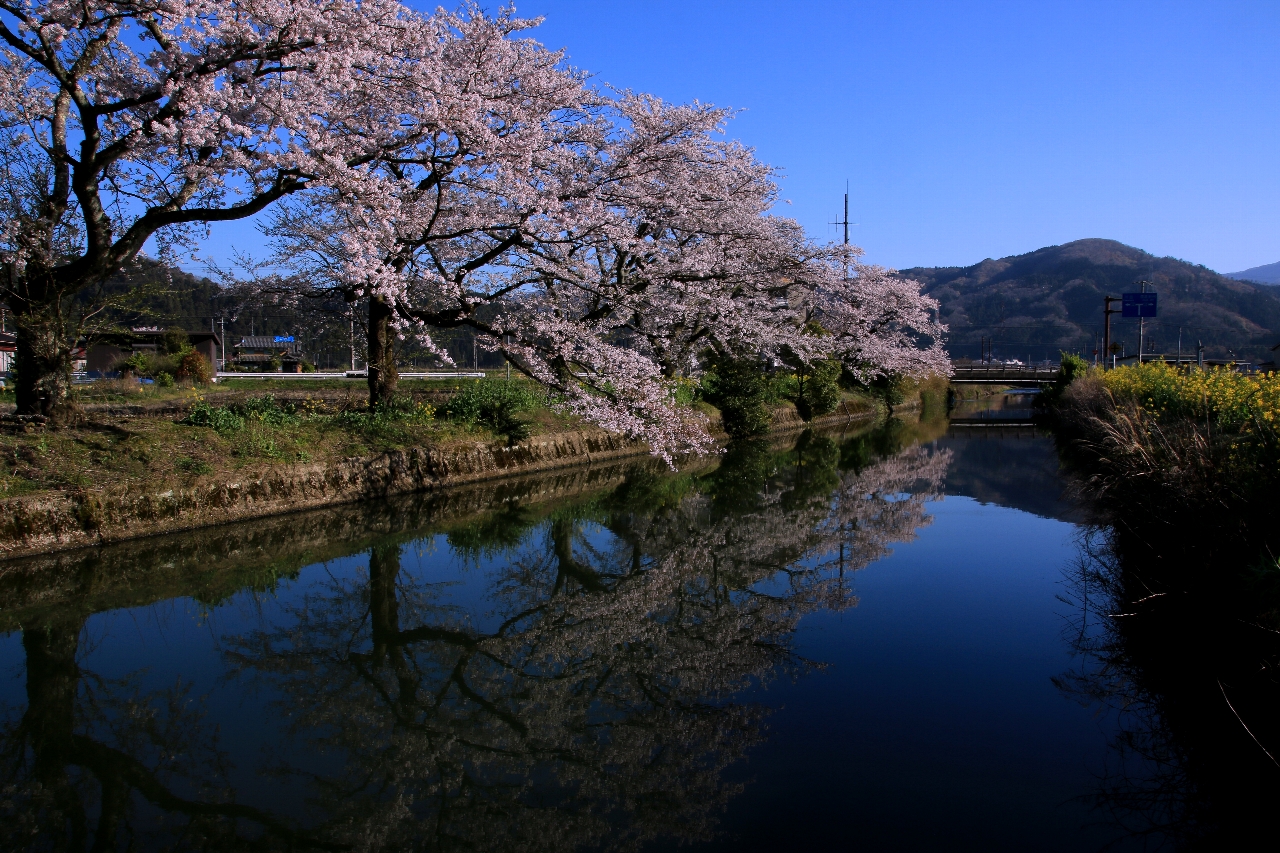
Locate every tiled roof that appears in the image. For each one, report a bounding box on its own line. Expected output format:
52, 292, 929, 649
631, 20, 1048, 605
237, 336, 302, 351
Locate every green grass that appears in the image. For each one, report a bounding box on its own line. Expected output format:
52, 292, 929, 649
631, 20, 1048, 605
0, 371, 888, 505
0, 383, 579, 502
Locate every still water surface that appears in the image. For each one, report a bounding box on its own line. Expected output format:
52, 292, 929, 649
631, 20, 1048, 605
0, 415, 1158, 851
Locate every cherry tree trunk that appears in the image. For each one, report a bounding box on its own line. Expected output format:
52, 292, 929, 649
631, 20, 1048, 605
13, 298, 75, 421
366, 294, 399, 407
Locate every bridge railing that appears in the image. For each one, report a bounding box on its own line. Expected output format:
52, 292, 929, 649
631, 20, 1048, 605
949, 364, 1060, 381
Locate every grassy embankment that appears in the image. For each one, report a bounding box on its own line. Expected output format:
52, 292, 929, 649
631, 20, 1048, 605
1055, 361, 1280, 548
0, 371, 923, 507
0, 378, 570, 502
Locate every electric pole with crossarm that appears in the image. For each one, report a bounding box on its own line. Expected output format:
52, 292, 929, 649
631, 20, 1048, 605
831, 182, 858, 279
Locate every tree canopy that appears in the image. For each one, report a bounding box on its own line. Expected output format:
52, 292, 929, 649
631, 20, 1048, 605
1, 0, 946, 446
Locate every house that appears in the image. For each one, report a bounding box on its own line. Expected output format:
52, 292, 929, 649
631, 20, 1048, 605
0, 331, 14, 374
85, 329, 222, 376
230, 335, 306, 372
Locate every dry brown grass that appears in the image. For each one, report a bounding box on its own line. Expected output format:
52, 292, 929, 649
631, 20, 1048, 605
1056, 375, 1275, 523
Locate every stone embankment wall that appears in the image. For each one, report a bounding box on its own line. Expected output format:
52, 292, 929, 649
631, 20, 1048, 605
0, 405, 878, 562
0, 429, 640, 560
0, 455, 678, 614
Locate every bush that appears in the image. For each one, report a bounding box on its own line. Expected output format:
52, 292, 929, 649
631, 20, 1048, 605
114, 349, 185, 380
668, 376, 701, 407
116, 351, 151, 376
444, 379, 539, 444
160, 327, 190, 355
155, 371, 175, 388
1040, 352, 1090, 407
1102, 362, 1280, 434
238, 395, 298, 426
844, 371, 914, 410
1056, 364, 1280, 542
177, 350, 214, 384
703, 357, 772, 439
332, 395, 436, 437
181, 395, 299, 433
182, 401, 246, 433
793, 359, 841, 421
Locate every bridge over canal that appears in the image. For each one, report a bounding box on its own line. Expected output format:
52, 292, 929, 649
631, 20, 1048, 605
949, 365, 1058, 387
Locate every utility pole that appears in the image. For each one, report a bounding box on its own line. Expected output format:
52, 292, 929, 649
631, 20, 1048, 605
830, 182, 858, 279
219, 317, 225, 371
349, 310, 356, 371
1103, 296, 1121, 370
1135, 279, 1151, 364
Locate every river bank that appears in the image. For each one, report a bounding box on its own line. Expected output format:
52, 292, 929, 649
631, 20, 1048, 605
1051, 363, 1280, 556
0, 394, 904, 561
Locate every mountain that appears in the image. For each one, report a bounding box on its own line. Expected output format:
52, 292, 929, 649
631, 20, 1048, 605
900, 239, 1280, 363
1224, 261, 1280, 285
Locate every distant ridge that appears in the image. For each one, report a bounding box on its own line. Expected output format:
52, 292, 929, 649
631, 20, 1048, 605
900, 239, 1280, 362
1224, 261, 1280, 285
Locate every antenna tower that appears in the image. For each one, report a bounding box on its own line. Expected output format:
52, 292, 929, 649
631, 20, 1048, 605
830, 181, 857, 278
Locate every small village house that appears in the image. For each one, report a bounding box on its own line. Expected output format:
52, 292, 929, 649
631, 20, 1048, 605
230, 335, 306, 372
85, 328, 222, 376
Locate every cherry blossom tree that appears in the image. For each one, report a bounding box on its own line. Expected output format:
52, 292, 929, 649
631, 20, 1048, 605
260, 6, 590, 407
817, 257, 950, 382
0, 0, 947, 449
269, 75, 948, 458
0, 0, 465, 417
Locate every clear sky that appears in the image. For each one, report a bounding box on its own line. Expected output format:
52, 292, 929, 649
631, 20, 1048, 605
198, 0, 1280, 274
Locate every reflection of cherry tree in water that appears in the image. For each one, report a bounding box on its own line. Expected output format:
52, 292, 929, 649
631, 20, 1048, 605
226, 433, 951, 851
1056, 527, 1280, 849
0, 614, 327, 851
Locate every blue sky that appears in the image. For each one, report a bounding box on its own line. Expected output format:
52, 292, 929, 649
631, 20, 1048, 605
199, 0, 1280, 274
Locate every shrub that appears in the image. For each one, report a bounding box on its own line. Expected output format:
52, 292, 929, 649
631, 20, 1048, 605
333, 395, 436, 437
1057, 363, 1280, 540
237, 395, 298, 426
444, 379, 539, 444
155, 371, 175, 388
116, 351, 151, 376
1040, 352, 1090, 407
668, 376, 701, 407
793, 359, 842, 421
182, 401, 245, 433
177, 350, 214, 384
703, 357, 772, 439
1101, 362, 1280, 435
160, 327, 190, 355
114, 349, 186, 380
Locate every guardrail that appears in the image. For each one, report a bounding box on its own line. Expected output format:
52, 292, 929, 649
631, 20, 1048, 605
949, 365, 1060, 383
214, 371, 487, 381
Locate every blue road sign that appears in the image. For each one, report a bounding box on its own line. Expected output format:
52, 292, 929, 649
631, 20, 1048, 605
1122, 292, 1157, 318
274, 335, 295, 343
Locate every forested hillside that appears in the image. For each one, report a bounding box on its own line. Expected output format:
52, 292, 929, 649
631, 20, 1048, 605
901, 239, 1280, 362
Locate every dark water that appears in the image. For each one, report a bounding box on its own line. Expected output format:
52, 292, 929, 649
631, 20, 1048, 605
0, 412, 1273, 851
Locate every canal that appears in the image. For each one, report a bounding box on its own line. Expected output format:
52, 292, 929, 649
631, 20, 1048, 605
0, 408, 1270, 850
